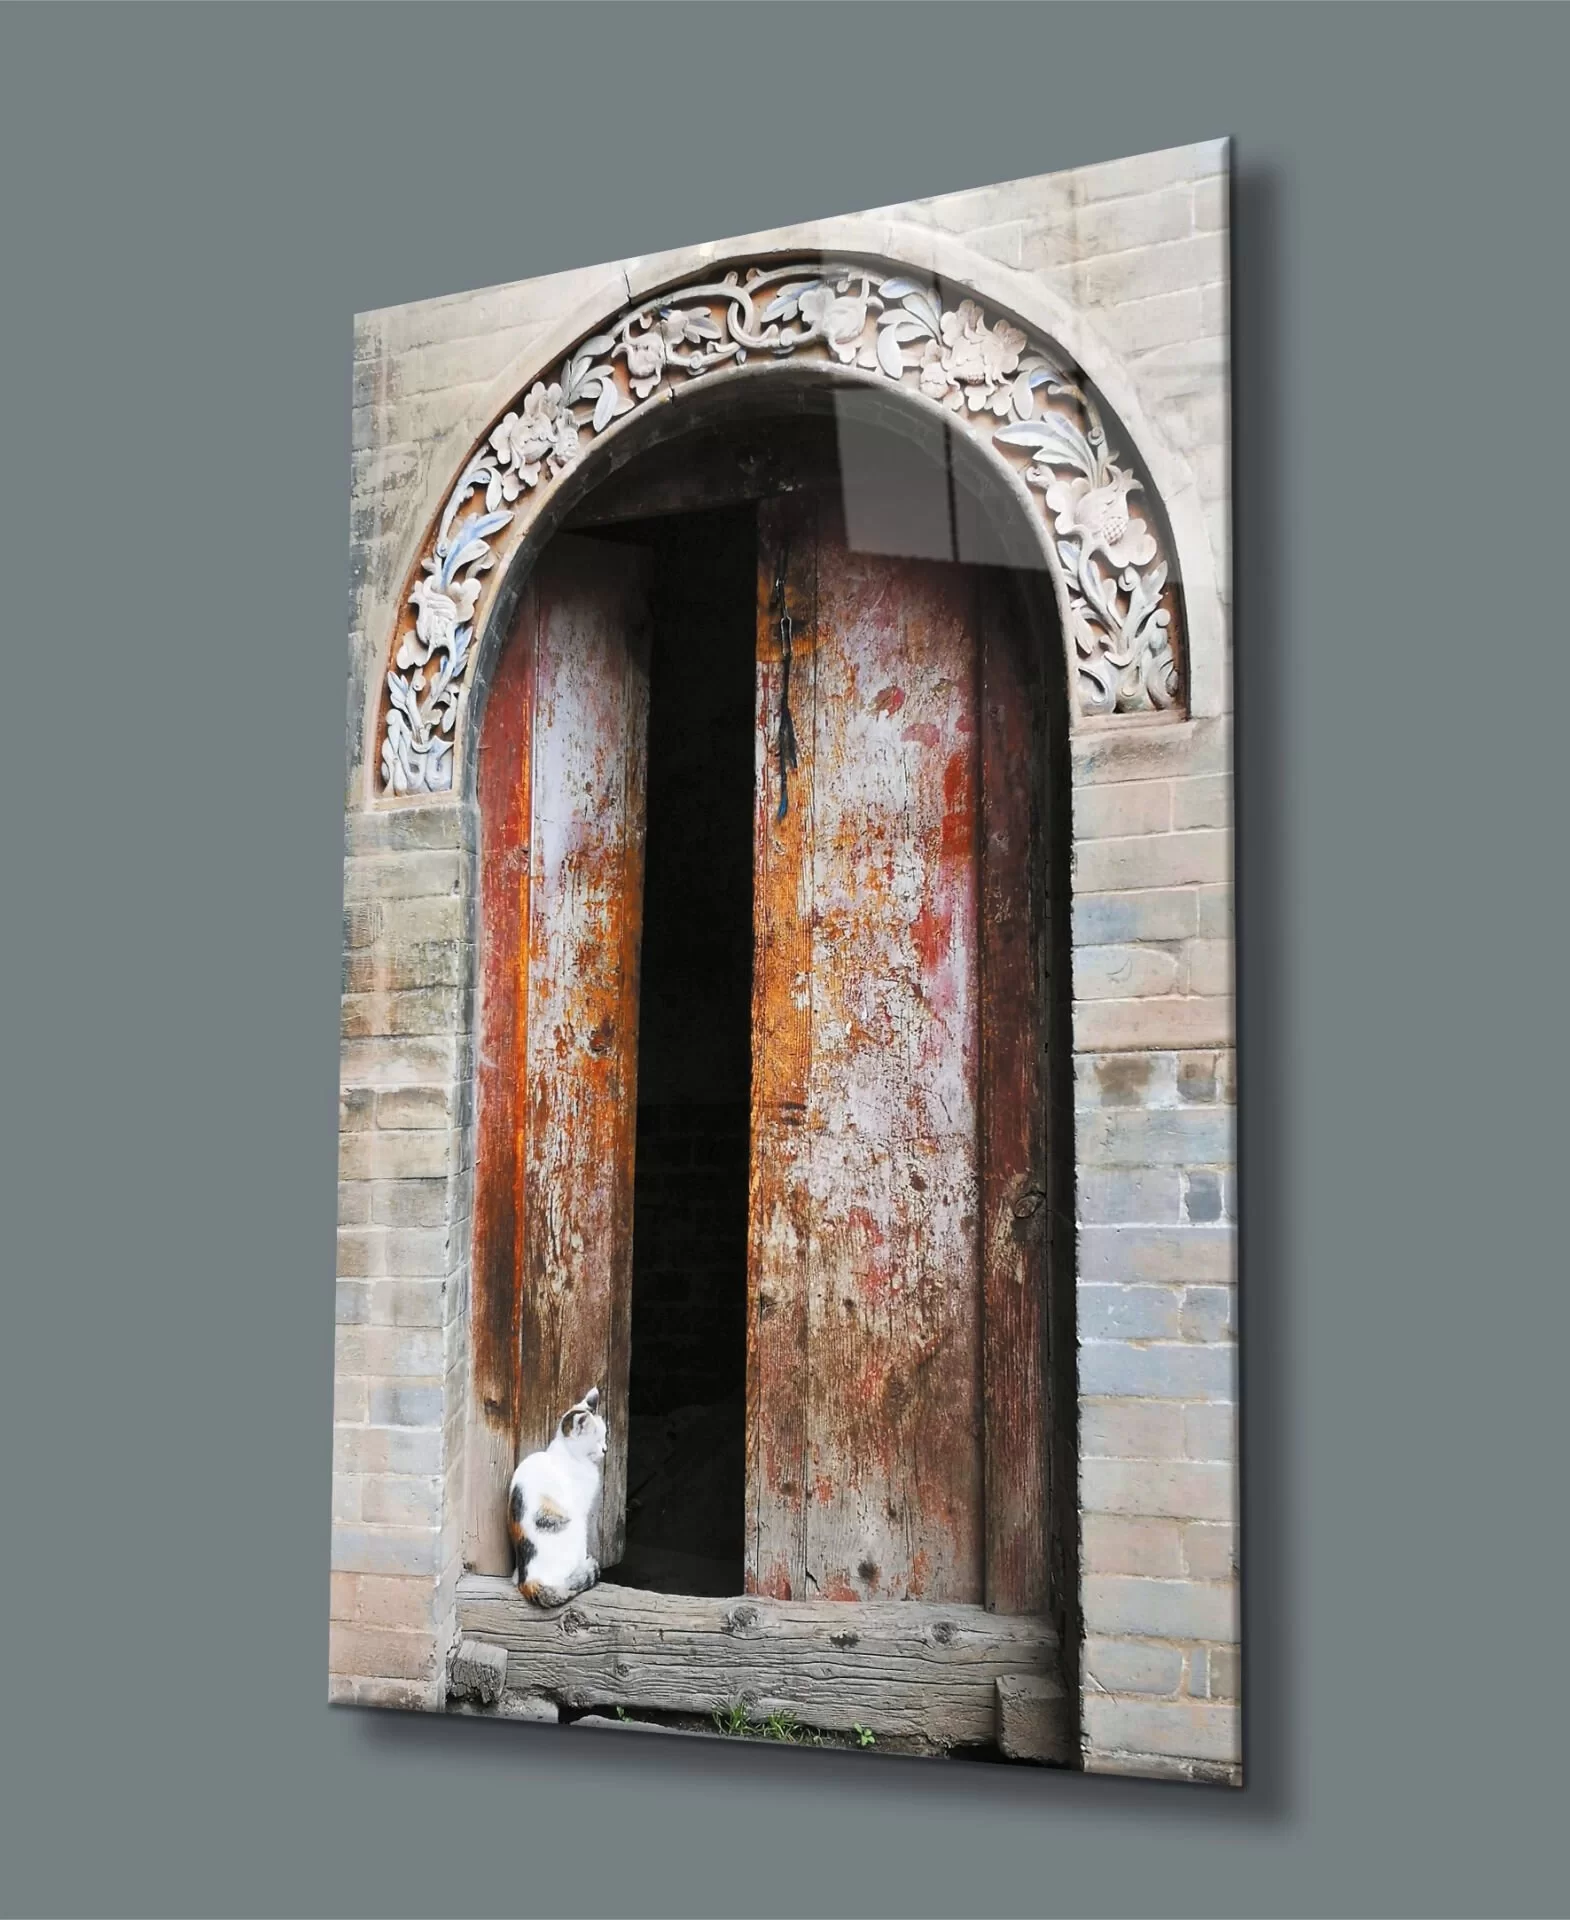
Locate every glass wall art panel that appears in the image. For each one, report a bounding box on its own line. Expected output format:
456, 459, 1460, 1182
333, 138, 1237, 1783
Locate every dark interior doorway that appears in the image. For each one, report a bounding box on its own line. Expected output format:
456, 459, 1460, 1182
599, 505, 756, 1596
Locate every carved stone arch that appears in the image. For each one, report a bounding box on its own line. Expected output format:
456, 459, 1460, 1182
371, 251, 1200, 802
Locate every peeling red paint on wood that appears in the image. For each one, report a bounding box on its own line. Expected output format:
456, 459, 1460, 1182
474, 535, 651, 1574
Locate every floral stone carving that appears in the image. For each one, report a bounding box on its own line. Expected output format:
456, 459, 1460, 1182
378, 263, 1184, 794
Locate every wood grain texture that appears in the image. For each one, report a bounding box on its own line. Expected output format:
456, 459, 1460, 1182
746, 495, 816, 1598
455, 1574, 1062, 1746
469, 577, 537, 1572
520, 535, 651, 1566
978, 569, 1049, 1614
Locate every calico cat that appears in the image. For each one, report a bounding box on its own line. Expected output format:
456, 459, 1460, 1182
507, 1387, 607, 1608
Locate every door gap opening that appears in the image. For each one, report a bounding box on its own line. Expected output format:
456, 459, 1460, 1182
607, 505, 756, 1598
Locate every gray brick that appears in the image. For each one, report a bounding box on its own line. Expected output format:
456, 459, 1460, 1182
1075, 944, 1182, 1001
381, 1229, 450, 1278
346, 941, 471, 995
367, 1383, 444, 1428
1077, 1168, 1182, 1226
337, 1180, 372, 1227
1079, 1339, 1236, 1401
1083, 1575, 1239, 1642
1076, 1051, 1180, 1111
1079, 1224, 1235, 1285
1079, 1285, 1182, 1341
1085, 1636, 1183, 1695
336, 1326, 444, 1377
332, 1524, 442, 1579
361, 1473, 444, 1527
334, 1425, 444, 1475
1185, 939, 1233, 998
1077, 1106, 1234, 1168
1182, 1170, 1232, 1224
1085, 1696, 1239, 1764
1175, 1052, 1220, 1104
372, 1179, 451, 1228
1082, 1458, 1235, 1522
1181, 1285, 1235, 1342
1073, 889, 1198, 947
339, 1088, 374, 1133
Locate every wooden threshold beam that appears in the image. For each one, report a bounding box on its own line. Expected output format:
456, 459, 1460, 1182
454, 1575, 1070, 1753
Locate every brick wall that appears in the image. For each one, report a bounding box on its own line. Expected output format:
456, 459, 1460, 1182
336, 141, 1235, 1771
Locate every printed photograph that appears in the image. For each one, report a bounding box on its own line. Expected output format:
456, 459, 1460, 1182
334, 138, 1237, 1781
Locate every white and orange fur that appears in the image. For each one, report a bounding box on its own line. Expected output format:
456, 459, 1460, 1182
506, 1387, 607, 1607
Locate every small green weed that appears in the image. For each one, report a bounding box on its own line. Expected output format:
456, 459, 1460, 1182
852, 1723, 876, 1748
711, 1702, 825, 1746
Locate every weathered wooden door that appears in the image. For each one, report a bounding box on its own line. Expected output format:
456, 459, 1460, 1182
747, 494, 1049, 1613
470, 532, 651, 1572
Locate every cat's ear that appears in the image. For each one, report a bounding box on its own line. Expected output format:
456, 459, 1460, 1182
584, 1387, 600, 1413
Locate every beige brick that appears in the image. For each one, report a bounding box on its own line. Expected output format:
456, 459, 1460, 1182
333, 1425, 443, 1475
332, 1473, 361, 1522
1083, 1575, 1239, 1642
1185, 938, 1234, 997
335, 1325, 444, 1377
330, 1571, 441, 1633
333, 1375, 367, 1424
1194, 173, 1229, 233
1079, 233, 1229, 309
340, 1035, 462, 1089
1074, 996, 1235, 1054
1106, 288, 1205, 357
361, 1473, 444, 1527
337, 1180, 372, 1227
1074, 141, 1224, 205
328, 1674, 440, 1712
1197, 885, 1234, 938
1080, 1397, 1186, 1460
1184, 1402, 1237, 1461
341, 987, 471, 1041
1074, 944, 1183, 1001
1085, 1637, 1184, 1696
1075, 829, 1230, 894
1073, 185, 1193, 260
329, 1622, 440, 1684
341, 850, 464, 903
375, 1085, 456, 1129
1082, 1513, 1183, 1577
1072, 717, 1231, 788
1184, 1523, 1239, 1580
346, 941, 470, 995
333, 1524, 443, 1578
1082, 1459, 1236, 1522
339, 1130, 454, 1182
1173, 773, 1231, 831
1074, 780, 1172, 840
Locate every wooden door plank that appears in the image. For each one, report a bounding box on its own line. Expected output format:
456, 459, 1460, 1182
978, 570, 1049, 1613
468, 578, 538, 1574
803, 512, 984, 1604
519, 534, 651, 1566
745, 494, 817, 1598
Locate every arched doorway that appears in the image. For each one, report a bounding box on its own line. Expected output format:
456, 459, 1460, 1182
468, 388, 1075, 1634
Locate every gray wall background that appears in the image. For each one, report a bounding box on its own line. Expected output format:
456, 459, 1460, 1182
0, 5, 1563, 1915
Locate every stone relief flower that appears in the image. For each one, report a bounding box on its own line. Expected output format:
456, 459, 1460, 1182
799, 282, 875, 364
1042, 465, 1157, 571
378, 263, 1187, 790
489, 381, 581, 491
399, 572, 482, 673
936, 300, 1027, 415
